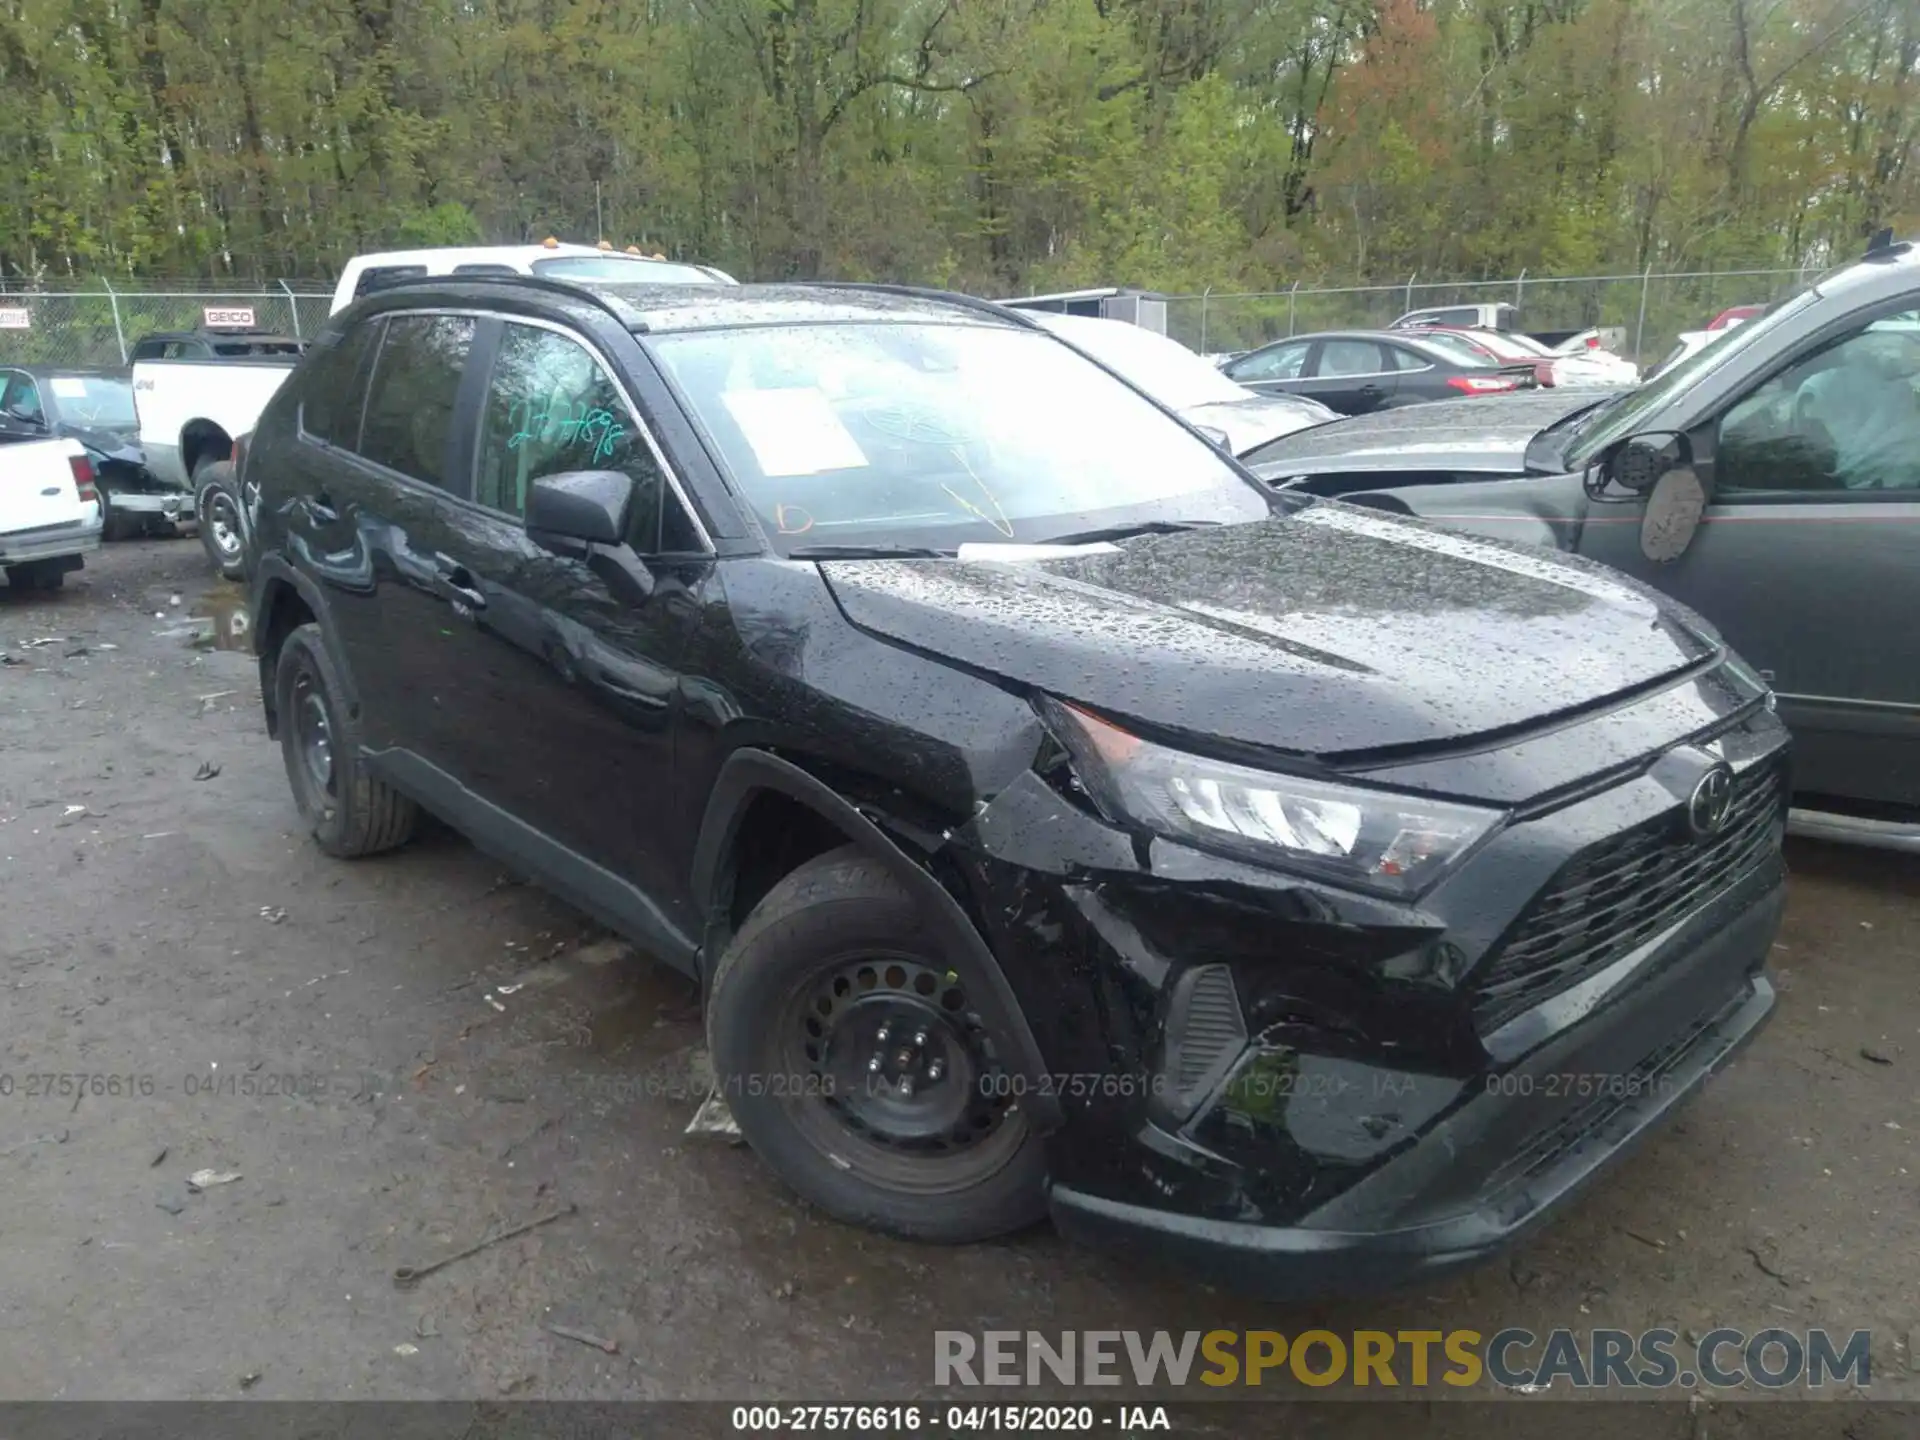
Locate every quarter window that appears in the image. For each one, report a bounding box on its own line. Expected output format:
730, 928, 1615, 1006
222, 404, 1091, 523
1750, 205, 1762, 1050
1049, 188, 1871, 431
475, 322, 699, 551
357, 315, 475, 488
300, 320, 383, 448
1716, 311, 1920, 494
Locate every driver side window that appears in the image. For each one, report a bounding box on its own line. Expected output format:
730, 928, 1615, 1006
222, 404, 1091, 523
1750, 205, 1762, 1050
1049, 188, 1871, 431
1717, 310, 1920, 494
1233, 341, 1308, 382
476, 323, 702, 552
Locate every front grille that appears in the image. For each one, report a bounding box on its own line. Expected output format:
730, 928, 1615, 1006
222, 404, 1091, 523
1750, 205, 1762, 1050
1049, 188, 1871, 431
1482, 1009, 1721, 1196
1472, 761, 1783, 1032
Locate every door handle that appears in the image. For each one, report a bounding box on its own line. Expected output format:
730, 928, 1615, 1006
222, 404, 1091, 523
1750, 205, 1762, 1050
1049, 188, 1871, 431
1357, 383, 1384, 396
433, 553, 487, 611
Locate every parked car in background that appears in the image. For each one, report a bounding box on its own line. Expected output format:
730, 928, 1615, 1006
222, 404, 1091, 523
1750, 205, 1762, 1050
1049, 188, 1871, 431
244, 274, 1788, 1296
1222, 329, 1539, 414
0, 433, 102, 590
330, 241, 738, 314
0, 364, 188, 537
1389, 301, 1627, 354
130, 326, 308, 579
1405, 327, 1640, 388
1248, 231, 1920, 850
1031, 312, 1335, 455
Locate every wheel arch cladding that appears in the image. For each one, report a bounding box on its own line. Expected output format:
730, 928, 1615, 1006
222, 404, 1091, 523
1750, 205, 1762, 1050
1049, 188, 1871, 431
251, 559, 353, 740
692, 748, 1063, 1133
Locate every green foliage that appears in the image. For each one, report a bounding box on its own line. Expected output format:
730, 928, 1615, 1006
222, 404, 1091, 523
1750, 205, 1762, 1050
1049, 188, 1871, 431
0, 0, 1915, 288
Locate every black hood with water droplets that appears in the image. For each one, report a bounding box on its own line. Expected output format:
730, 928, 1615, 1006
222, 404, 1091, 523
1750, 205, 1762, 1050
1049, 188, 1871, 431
817, 504, 1716, 760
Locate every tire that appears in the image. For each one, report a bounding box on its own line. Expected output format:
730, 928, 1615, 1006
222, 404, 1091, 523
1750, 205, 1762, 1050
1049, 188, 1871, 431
274, 623, 417, 858
707, 845, 1048, 1242
97, 489, 127, 542
195, 461, 247, 581
5, 561, 66, 591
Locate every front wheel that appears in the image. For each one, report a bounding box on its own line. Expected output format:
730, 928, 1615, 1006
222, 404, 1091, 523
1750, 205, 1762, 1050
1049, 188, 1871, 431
707, 846, 1048, 1242
97, 489, 128, 542
195, 461, 247, 581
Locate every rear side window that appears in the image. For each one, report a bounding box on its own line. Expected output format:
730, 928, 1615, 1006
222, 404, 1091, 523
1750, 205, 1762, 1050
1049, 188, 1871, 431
354, 265, 429, 298
300, 321, 383, 447
1317, 339, 1388, 376
357, 315, 476, 488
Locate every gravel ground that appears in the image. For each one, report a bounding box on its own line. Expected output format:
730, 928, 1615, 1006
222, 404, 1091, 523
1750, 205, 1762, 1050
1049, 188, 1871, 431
0, 539, 1915, 1411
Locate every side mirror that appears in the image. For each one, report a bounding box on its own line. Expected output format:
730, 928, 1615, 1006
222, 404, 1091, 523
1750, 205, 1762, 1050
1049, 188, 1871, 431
1607, 431, 1689, 493
527, 470, 633, 547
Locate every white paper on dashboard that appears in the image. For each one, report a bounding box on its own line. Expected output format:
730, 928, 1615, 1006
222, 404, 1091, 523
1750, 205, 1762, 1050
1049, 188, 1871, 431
50, 377, 89, 399
955, 542, 1122, 562
720, 388, 869, 476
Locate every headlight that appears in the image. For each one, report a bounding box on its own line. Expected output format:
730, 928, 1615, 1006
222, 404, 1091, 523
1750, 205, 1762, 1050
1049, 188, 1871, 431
1041, 699, 1502, 898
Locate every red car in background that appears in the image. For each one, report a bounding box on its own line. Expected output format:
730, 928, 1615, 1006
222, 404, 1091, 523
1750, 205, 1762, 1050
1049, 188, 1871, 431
1403, 326, 1641, 389
1708, 305, 1767, 331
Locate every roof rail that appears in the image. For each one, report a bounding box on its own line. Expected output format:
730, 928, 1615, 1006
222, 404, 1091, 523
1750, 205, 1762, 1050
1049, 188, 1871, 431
1863, 227, 1912, 262
357, 271, 660, 331
784, 280, 1045, 330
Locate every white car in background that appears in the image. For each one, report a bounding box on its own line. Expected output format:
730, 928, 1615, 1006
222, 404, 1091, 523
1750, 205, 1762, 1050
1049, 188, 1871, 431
0, 434, 103, 591
1029, 313, 1337, 456
330, 241, 738, 314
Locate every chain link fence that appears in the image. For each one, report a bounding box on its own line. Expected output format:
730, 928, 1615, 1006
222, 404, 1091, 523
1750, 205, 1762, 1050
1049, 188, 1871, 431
0, 266, 1818, 371
1166, 267, 1814, 367
0, 285, 334, 366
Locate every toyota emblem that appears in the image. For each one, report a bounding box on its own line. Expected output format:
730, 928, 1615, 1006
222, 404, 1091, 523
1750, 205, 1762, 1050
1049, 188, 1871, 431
1686, 765, 1735, 839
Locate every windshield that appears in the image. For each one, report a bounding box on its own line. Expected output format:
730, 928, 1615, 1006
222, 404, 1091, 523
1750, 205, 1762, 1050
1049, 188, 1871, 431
651, 322, 1271, 553
1563, 287, 1822, 468
48, 374, 136, 428
1411, 331, 1508, 367
1041, 317, 1251, 407
532, 255, 718, 285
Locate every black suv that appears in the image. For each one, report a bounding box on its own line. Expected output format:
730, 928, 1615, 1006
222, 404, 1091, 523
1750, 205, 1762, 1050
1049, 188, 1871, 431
245, 276, 1788, 1296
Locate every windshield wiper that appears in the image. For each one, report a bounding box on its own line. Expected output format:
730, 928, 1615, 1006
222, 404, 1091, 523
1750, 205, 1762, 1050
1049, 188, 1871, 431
788, 543, 952, 560
1041, 519, 1222, 546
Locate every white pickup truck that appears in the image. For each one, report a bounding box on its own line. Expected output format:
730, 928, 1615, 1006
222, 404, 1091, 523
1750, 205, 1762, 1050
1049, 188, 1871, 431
0, 434, 103, 591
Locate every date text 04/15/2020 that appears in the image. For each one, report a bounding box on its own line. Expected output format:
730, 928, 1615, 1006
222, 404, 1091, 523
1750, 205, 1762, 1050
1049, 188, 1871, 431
728, 1405, 1174, 1433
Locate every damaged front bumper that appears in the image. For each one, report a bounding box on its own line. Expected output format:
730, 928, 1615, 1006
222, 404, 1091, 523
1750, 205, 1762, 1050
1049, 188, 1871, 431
105, 488, 190, 520
946, 703, 1788, 1298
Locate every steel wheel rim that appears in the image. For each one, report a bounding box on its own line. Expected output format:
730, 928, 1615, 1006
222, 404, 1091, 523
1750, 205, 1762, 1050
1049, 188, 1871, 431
293, 674, 334, 797
776, 951, 1026, 1193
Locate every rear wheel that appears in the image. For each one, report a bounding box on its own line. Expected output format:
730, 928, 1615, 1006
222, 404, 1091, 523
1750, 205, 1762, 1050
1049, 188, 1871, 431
707, 846, 1047, 1242
274, 623, 417, 858
195, 460, 246, 580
